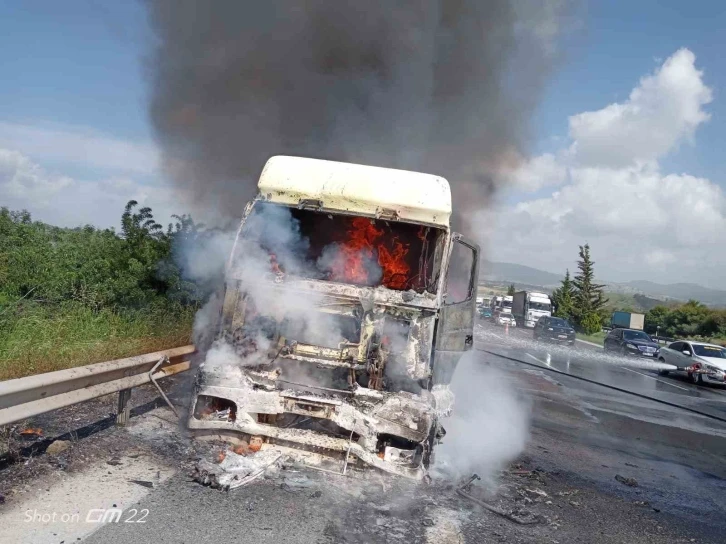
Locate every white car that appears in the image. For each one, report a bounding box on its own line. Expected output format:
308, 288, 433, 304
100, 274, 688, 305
495, 312, 516, 327
657, 341, 726, 385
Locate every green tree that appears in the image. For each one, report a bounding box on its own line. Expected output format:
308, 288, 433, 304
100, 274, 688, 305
698, 309, 726, 338
663, 300, 710, 337
507, 284, 516, 296
551, 269, 576, 322
644, 305, 670, 335
572, 244, 608, 334
0, 201, 205, 312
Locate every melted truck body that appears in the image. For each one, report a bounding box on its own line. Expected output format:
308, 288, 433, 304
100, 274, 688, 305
188, 156, 479, 478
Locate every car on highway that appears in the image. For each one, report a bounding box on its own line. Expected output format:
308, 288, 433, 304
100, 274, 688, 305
603, 328, 659, 357
479, 306, 493, 319
532, 316, 576, 345
657, 341, 726, 385
494, 312, 516, 327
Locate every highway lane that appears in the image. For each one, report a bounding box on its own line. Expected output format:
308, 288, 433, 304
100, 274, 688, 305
477, 320, 726, 421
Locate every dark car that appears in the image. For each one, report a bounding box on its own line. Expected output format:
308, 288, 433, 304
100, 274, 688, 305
604, 328, 659, 357
479, 306, 493, 319
533, 316, 576, 345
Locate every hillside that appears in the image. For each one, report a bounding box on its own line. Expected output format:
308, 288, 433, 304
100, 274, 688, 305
480, 261, 562, 287
620, 280, 726, 306
480, 261, 726, 307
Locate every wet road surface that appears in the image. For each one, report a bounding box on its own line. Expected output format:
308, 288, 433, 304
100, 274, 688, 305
477, 321, 726, 422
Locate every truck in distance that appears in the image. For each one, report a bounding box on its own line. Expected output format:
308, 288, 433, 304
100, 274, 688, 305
512, 290, 552, 328
188, 156, 480, 480
611, 311, 645, 331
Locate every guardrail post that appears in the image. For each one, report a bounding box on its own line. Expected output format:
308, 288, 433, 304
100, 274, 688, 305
116, 388, 132, 426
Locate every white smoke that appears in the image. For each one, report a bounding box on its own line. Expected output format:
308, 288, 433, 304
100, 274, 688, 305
192, 204, 353, 382
433, 350, 531, 484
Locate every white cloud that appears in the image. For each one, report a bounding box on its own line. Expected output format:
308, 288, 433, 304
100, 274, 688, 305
0, 149, 74, 205
0, 148, 175, 229
489, 49, 725, 286
0, 122, 158, 175
568, 48, 712, 168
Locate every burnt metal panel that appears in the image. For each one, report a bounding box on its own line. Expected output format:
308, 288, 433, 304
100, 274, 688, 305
432, 234, 479, 383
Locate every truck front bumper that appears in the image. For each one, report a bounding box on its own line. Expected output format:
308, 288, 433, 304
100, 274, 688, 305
188, 370, 451, 480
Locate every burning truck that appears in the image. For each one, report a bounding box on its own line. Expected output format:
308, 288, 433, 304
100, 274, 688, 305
189, 156, 479, 479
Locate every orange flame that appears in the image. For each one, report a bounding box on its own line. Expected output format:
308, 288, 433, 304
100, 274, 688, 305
329, 218, 411, 289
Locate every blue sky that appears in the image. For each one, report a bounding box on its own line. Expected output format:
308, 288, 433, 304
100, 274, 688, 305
0, 2, 150, 139
1, 1, 725, 287
532, 0, 725, 181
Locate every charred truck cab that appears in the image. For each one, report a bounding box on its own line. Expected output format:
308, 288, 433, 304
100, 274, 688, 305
189, 156, 479, 479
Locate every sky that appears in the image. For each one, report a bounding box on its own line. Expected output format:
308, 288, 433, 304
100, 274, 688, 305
1, 1, 725, 289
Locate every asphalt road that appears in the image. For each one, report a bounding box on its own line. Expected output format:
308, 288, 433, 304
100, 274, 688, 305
478, 320, 726, 421
2, 321, 725, 543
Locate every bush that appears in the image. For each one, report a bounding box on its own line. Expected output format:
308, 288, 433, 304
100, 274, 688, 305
0, 203, 211, 378
579, 312, 602, 335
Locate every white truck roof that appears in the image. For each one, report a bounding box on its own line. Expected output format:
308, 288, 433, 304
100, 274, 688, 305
257, 156, 452, 227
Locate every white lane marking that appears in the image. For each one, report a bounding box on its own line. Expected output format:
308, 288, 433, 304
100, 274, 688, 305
575, 339, 603, 349
526, 353, 549, 366
621, 367, 689, 391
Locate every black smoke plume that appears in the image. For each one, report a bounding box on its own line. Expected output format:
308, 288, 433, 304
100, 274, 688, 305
146, 0, 567, 233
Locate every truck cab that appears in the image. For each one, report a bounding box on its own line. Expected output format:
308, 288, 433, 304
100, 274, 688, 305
188, 156, 479, 479
513, 291, 552, 328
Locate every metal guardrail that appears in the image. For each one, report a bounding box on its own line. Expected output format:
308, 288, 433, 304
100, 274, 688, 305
0, 345, 196, 427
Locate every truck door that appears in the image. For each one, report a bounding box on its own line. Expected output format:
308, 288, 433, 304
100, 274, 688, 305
431, 234, 480, 384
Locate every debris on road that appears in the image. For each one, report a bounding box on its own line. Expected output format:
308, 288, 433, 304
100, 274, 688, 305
456, 473, 546, 526
19, 428, 43, 437
107, 458, 123, 466
524, 488, 549, 499
555, 490, 579, 497
615, 474, 639, 487
282, 474, 313, 489
129, 480, 154, 489
45, 440, 71, 455
193, 449, 283, 491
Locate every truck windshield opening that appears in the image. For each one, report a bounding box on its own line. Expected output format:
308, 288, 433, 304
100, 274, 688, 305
236, 202, 445, 293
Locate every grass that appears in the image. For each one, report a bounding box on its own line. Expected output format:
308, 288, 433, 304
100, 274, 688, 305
0, 302, 195, 381
576, 331, 606, 346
